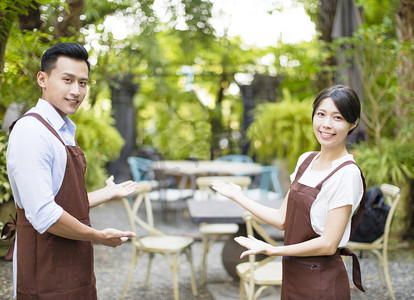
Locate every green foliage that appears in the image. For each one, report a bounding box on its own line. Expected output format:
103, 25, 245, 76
247, 88, 318, 171
0, 130, 12, 204
268, 39, 328, 100
71, 106, 124, 191
352, 138, 414, 188
136, 78, 211, 160
331, 22, 400, 145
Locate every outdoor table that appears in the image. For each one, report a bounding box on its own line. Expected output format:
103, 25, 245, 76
187, 198, 284, 279
151, 160, 263, 190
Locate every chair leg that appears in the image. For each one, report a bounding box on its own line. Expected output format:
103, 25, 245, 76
170, 253, 180, 300
382, 250, 395, 300
239, 278, 246, 300
372, 249, 386, 286
120, 248, 139, 300
185, 248, 198, 296
200, 235, 210, 284
144, 253, 154, 288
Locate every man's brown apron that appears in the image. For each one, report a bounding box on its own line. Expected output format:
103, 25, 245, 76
281, 152, 365, 300
10, 113, 97, 299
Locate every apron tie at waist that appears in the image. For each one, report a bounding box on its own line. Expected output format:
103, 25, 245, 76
340, 247, 365, 292
1, 214, 17, 261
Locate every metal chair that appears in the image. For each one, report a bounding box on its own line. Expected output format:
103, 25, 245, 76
195, 176, 251, 284
347, 183, 401, 300
127, 156, 191, 219
120, 181, 198, 300
236, 211, 283, 300
242, 165, 283, 201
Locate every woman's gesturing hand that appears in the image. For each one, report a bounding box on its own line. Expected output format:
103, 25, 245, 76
210, 180, 243, 200
234, 235, 273, 258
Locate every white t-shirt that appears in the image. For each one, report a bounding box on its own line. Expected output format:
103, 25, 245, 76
290, 152, 364, 247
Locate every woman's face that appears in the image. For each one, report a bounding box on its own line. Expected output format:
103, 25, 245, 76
313, 97, 356, 151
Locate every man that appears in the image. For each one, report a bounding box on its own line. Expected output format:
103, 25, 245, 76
6, 42, 137, 299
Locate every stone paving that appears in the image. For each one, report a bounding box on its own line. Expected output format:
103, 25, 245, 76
1, 198, 414, 299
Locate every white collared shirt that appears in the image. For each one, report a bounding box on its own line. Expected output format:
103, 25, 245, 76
7, 99, 77, 297
290, 152, 364, 247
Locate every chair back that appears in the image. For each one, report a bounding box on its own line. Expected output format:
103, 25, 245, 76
380, 183, 401, 246
240, 211, 283, 299
122, 181, 163, 243
195, 176, 251, 201
243, 212, 280, 269
127, 157, 154, 182
215, 154, 254, 163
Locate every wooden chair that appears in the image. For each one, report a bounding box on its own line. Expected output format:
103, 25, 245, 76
195, 175, 251, 284
236, 211, 283, 300
120, 181, 198, 300
347, 183, 401, 300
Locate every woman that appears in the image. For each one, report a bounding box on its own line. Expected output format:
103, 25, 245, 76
211, 85, 366, 299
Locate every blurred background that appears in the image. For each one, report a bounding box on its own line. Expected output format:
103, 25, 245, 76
0, 0, 413, 242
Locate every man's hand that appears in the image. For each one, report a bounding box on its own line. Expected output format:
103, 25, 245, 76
234, 235, 273, 258
105, 175, 138, 199
98, 228, 136, 247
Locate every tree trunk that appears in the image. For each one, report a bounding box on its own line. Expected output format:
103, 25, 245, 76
395, 0, 414, 127
0, 11, 13, 91
240, 74, 282, 158
315, 0, 339, 91
55, 0, 85, 38
19, 2, 42, 31
396, 0, 414, 240
107, 74, 139, 182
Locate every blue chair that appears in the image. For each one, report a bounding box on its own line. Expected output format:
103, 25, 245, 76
215, 154, 254, 163
127, 156, 192, 221
242, 165, 283, 201
127, 157, 154, 182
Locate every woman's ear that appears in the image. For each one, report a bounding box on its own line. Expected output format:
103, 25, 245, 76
350, 118, 360, 131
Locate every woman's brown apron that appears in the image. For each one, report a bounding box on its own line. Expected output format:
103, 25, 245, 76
10, 113, 97, 300
281, 152, 365, 300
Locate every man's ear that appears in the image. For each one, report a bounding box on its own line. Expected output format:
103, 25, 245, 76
37, 71, 47, 88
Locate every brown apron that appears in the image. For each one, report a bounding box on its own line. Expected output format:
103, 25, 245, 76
10, 113, 97, 300
281, 152, 365, 300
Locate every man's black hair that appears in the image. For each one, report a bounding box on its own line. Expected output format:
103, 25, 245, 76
41, 42, 90, 74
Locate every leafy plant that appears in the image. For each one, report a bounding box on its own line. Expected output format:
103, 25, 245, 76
0, 130, 12, 204
352, 137, 414, 236
247, 88, 318, 171
71, 106, 124, 191
352, 138, 414, 188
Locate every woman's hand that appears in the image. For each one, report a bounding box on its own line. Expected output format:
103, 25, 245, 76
234, 235, 274, 258
104, 175, 138, 200
210, 180, 243, 200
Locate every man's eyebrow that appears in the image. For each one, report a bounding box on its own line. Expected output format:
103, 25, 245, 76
61, 72, 89, 81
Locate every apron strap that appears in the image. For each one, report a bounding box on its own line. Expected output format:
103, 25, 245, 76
9, 113, 66, 146
340, 247, 365, 292
293, 152, 319, 182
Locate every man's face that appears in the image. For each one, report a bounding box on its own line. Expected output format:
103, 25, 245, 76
37, 56, 89, 119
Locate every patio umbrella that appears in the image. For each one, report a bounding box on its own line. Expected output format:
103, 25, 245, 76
331, 0, 366, 144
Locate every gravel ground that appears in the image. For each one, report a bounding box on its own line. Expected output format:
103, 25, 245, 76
1, 198, 414, 300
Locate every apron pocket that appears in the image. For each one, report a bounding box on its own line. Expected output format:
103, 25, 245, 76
53, 236, 93, 290
283, 256, 321, 299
